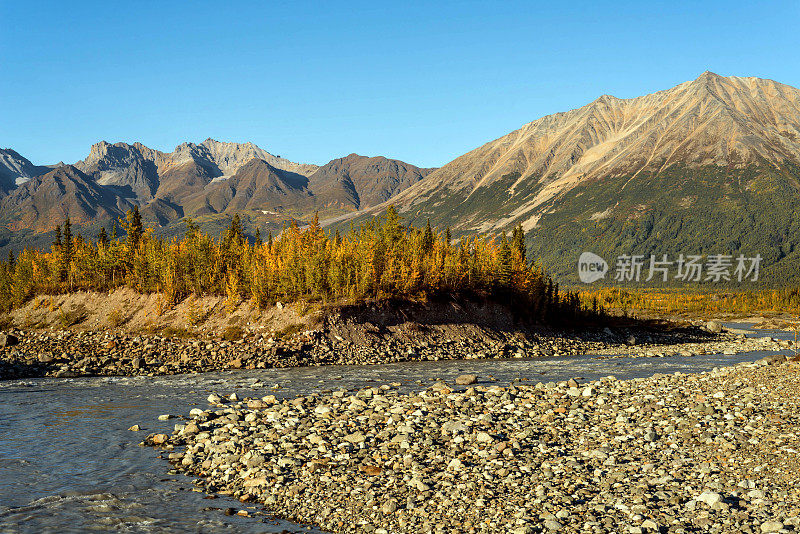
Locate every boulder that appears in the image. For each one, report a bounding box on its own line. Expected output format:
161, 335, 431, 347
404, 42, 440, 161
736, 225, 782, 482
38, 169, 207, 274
0, 333, 20, 347
455, 374, 477, 385
706, 320, 723, 333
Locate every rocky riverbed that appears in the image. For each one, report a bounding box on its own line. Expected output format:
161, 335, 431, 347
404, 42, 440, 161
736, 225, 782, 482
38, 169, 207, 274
0, 320, 793, 380
144, 353, 800, 534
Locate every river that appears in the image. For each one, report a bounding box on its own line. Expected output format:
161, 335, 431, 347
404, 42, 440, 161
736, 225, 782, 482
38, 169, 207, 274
0, 325, 793, 533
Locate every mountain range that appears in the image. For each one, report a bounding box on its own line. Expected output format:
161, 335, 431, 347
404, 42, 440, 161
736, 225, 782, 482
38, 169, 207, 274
0, 139, 433, 246
4, 72, 800, 284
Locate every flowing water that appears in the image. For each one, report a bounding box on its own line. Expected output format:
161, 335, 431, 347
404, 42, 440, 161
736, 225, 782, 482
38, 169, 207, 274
0, 325, 793, 533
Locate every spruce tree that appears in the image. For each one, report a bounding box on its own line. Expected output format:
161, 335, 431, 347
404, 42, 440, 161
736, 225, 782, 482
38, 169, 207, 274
97, 227, 108, 246
53, 225, 62, 250
126, 206, 143, 250
225, 214, 243, 245
422, 219, 434, 253
384, 206, 403, 243
511, 224, 526, 263
59, 218, 73, 283
255, 227, 262, 245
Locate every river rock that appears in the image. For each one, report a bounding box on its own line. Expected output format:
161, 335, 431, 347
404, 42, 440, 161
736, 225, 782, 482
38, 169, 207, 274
707, 320, 723, 333
455, 374, 477, 385
0, 333, 19, 347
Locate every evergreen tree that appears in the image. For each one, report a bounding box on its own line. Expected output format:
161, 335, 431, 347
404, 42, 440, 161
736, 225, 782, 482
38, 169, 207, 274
225, 214, 244, 245
267, 231, 274, 249
125, 206, 143, 250
511, 224, 526, 263
445, 227, 452, 244
184, 217, 199, 238
422, 219, 434, 253
97, 227, 109, 246
255, 227, 262, 245
53, 225, 62, 250
7, 250, 14, 269
59, 218, 73, 283
384, 206, 403, 243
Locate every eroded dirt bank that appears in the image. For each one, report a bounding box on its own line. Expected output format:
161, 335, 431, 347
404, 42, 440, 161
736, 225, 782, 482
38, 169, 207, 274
0, 290, 791, 380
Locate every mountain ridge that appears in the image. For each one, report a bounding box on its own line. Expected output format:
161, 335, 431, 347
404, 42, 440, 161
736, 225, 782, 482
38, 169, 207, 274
0, 139, 433, 243
372, 72, 800, 233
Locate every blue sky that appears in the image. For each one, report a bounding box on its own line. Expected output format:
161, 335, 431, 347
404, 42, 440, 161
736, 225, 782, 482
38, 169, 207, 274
2, 1, 798, 168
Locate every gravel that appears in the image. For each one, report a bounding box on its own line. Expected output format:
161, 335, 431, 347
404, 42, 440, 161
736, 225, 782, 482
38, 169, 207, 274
1, 322, 791, 380
144, 356, 800, 533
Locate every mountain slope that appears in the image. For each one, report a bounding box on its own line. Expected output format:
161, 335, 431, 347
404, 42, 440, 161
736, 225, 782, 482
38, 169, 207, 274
383, 72, 800, 230
183, 158, 313, 216
352, 72, 800, 284
0, 165, 132, 232
0, 149, 49, 193
75, 138, 318, 205
308, 154, 433, 211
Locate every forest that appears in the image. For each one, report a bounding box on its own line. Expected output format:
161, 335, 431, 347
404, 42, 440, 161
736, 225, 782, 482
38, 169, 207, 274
581, 286, 800, 318
0, 207, 601, 325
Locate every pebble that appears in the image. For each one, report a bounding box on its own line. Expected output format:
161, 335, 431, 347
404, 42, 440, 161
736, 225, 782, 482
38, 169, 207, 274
2, 320, 782, 380
143, 356, 800, 533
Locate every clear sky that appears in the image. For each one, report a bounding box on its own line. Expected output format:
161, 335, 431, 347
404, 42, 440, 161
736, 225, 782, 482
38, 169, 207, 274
2, 1, 799, 168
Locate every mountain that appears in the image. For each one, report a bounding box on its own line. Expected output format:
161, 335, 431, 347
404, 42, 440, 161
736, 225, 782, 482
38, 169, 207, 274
183, 158, 313, 216
74, 138, 318, 205
360, 72, 800, 284
0, 139, 431, 248
0, 149, 49, 194
0, 165, 132, 232
309, 154, 434, 211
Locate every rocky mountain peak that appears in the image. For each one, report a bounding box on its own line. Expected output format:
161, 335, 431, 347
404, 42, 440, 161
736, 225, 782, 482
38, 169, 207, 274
375, 73, 800, 233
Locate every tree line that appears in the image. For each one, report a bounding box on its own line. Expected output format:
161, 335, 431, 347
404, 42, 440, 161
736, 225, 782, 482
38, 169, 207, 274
580, 287, 800, 317
0, 206, 604, 325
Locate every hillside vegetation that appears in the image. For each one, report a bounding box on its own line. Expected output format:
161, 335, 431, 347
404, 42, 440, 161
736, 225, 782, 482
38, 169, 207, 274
0, 207, 601, 326
581, 287, 800, 319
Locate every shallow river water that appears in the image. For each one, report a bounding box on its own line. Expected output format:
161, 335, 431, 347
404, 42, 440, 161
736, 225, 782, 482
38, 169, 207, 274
0, 325, 794, 533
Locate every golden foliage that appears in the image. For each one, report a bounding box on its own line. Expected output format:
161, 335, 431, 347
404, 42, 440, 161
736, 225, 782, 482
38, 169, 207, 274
0, 209, 600, 324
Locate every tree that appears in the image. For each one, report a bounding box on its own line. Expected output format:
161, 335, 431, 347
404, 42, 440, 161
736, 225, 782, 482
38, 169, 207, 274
384, 205, 403, 243
59, 218, 73, 283
53, 225, 62, 250
445, 227, 452, 245
422, 219, 434, 253
184, 217, 199, 238
225, 214, 244, 246
497, 233, 513, 287
254, 227, 262, 245
97, 227, 109, 246
511, 224, 526, 263
125, 206, 143, 250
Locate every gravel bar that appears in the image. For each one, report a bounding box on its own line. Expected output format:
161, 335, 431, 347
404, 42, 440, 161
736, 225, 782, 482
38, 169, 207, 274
145, 354, 800, 533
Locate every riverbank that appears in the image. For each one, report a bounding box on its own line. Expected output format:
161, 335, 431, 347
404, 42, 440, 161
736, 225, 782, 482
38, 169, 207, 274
145, 355, 800, 533
0, 317, 792, 380
1, 290, 796, 380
